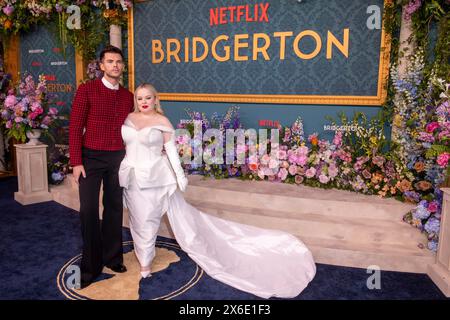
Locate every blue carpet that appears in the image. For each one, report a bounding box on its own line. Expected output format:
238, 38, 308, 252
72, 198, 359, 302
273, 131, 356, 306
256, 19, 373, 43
0, 177, 447, 300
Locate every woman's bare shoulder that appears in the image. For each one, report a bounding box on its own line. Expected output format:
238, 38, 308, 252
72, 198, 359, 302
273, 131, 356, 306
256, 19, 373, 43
156, 114, 174, 129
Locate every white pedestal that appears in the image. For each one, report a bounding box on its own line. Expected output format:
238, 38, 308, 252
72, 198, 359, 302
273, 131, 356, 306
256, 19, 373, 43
428, 188, 450, 297
14, 144, 52, 205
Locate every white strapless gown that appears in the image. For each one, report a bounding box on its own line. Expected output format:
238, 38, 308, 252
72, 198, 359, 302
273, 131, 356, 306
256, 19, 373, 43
119, 119, 316, 299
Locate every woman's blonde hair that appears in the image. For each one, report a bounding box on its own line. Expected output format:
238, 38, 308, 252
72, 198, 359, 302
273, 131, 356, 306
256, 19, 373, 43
133, 83, 164, 115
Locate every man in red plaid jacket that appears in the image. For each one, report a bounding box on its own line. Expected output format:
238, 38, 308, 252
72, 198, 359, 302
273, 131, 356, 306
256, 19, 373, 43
69, 45, 134, 289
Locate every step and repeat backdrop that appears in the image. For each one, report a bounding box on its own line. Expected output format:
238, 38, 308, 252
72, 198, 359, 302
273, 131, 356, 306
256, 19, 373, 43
15, 0, 391, 142
19, 25, 76, 152
130, 0, 390, 137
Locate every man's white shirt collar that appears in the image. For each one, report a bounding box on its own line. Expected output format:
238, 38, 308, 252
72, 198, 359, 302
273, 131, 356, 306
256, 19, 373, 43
102, 77, 119, 90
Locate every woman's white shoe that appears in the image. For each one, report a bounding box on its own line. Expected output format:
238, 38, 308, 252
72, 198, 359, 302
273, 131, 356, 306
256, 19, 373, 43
140, 269, 152, 278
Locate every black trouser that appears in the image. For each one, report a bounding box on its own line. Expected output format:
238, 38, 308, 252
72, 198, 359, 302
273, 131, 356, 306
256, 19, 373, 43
78, 147, 126, 284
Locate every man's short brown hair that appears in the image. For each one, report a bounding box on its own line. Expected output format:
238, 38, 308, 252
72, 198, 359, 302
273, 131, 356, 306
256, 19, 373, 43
99, 45, 124, 61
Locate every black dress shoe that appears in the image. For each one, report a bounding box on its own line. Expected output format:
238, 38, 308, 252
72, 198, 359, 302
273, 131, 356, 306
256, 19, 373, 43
107, 263, 127, 273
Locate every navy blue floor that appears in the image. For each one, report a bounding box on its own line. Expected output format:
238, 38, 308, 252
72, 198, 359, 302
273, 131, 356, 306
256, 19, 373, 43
0, 177, 447, 300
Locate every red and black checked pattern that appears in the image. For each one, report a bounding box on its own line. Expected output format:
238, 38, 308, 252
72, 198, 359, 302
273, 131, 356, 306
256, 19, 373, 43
69, 78, 134, 166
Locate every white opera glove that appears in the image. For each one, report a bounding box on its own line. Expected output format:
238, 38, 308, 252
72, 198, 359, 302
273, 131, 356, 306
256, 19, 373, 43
164, 139, 188, 192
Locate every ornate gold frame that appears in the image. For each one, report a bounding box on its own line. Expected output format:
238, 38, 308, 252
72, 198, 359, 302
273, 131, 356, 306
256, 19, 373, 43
128, 0, 392, 106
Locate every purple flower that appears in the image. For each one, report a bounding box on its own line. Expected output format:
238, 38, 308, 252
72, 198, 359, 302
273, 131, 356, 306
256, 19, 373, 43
2, 4, 14, 16
424, 217, 440, 235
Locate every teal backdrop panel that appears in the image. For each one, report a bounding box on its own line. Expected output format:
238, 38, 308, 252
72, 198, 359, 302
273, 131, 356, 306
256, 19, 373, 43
131, 0, 388, 137
20, 25, 76, 151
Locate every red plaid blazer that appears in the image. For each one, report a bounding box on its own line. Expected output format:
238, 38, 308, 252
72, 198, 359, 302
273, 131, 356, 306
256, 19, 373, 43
69, 79, 134, 166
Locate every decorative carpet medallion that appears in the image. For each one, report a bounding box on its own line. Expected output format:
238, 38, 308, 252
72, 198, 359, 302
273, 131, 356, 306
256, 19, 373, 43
57, 240, 203, 300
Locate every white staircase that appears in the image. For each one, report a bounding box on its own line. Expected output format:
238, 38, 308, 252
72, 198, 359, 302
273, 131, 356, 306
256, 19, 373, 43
50, 174, 435, 273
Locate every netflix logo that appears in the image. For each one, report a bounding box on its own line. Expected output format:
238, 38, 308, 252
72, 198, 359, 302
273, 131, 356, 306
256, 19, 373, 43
210, 3, 269, 26
44, 74, 56, 81
259, 119, 281, 128
53, 47, 62, 53
31, 61, 43, 67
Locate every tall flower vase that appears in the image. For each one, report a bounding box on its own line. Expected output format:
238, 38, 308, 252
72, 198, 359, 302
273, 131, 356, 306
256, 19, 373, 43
25, 129, 42, 146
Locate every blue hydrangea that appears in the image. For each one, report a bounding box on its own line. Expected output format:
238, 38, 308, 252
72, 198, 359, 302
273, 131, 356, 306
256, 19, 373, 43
413, 205, 430, 220
424, 218, 440, 235
51, 171, 64, 182
427, 240, 438, 252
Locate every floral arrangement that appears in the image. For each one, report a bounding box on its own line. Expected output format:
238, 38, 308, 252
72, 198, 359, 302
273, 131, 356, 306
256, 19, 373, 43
0, 1, 132, 35
86, 59, 104, 80
48, 143, 70, 185
174, 99, 448, 252
395, 61, 450, 251
0, 74, 59, 143
0, 1, 133, 64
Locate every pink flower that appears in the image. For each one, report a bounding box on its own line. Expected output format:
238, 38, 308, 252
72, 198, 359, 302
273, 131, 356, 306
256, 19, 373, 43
297, 146, 309, 156
6, 120, 12, 129
28, 112, 38, 120
294, 175, 304, 184
42, 116, 51, 126
31, 101, 41, 112
278, 168, 288, 181
269, 158, 279, 169
426, 122, 440, 133
372, 155, 386, 167
328, 164, 339, 178
4, 95, 17, 108
2, 4, 14, 16
288, 165, 297, 176
297, 155, 307, 166
319, 174, 330, 184
437, 153, 449, 168
333, 131, 343, 146
14, 117, 23, 123
263, 167, 274, 176
305, 167, 316, 178
438, 130, 450, 141
176, 135, 189, 145
428, 201, 439, 213
260, 154, 270, 165
49, 107, 58, 115
362, 169, 372, 179
277, 149, 287, 160
418, 132, 435, 143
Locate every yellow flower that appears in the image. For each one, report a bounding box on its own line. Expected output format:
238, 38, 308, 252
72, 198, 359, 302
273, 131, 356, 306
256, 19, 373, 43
393, 114, 403, 127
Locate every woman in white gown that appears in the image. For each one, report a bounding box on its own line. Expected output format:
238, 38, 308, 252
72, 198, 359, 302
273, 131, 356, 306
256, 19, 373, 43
119, 83, 316, 299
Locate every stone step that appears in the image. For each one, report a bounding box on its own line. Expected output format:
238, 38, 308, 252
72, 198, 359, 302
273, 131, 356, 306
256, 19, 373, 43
185, 175, 415, 222
188, 200, 428, 248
